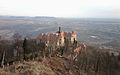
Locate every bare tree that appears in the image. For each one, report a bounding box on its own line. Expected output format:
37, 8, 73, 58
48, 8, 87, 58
1, 51, 5, 68
12, 33, 22, 61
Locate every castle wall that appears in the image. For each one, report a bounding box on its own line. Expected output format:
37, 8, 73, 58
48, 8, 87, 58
37, 31, 77, 47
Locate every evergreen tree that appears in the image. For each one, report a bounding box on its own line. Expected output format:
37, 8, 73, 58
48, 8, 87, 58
23, 38, 27, 60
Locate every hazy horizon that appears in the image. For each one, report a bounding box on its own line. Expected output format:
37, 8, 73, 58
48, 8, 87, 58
1, 15, 120, 19
0, 0, 120, 18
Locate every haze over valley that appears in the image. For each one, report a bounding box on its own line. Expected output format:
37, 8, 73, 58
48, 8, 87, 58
0, 16, 120, 49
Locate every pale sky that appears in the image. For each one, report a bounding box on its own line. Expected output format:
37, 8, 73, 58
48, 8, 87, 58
0, 0, 120, 18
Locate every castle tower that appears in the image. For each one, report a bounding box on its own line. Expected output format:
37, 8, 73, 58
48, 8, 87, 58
58, 27, 61, 33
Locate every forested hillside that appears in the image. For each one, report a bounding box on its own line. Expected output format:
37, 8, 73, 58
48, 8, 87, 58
0, 35, 120, 75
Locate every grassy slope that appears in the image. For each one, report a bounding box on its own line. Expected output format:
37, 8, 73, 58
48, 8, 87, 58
0, 57, 81, 75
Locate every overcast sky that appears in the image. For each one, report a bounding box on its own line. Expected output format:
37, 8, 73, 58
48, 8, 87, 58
0, 0, 120, 18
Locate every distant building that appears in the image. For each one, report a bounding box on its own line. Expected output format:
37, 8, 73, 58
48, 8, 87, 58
36, 27, 77, 47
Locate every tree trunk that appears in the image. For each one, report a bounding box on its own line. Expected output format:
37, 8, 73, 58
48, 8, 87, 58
1, 51, 5, 68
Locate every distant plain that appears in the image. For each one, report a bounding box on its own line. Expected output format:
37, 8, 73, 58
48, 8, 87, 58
0, 16, 120, 49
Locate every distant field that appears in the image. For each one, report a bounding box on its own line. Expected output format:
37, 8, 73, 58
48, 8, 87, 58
0, 16, 120, 49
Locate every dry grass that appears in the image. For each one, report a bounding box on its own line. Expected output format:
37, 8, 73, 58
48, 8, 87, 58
1, 60, 55, 75
0, 57, 81, 75
0, 69, 15, 75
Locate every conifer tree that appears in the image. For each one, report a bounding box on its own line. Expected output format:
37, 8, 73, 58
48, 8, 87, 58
23, 38, 27, 60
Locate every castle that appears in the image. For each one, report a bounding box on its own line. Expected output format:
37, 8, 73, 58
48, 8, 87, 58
37, 27, 77, 47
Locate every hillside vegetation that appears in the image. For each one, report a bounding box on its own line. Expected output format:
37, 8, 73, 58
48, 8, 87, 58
0, 33, 120, 75
0, 45, 120, 75
0, 57, 80, 75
